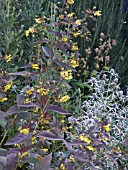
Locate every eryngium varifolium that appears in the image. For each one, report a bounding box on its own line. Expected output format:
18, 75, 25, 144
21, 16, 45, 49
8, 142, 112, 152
68, 69, 128, 169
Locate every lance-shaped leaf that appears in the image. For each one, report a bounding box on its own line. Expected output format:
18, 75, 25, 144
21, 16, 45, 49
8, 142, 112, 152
46, 30, 62, 37
0, 148, 7, 157
5, 133, 31, 145
20, 64, 31, 69
56, 42, 68, 55
42, 46, 54, 57
0, 106, 18, 118
53, 59, 76, 71
16, 94, 26, 106
33, 40, 50, 45
34, 154, 52, 170
74, 152, 89, 162
0, 110, 4, 118
6, 153, 17, 170
62, 140, 75, 154
18, 103, 39, 108
20, 144, 35, 153
9, 71, 31, 76
37, 131, 63, 141
3, 105, 18, 117
46, 105, 70, 115
66, 164, 74, 170
0, 156, 6, 170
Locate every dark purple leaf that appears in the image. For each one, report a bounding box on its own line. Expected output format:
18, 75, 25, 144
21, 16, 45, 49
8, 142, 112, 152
46, 30, 62, 37
9, 71, 31, 76
34, 154, 52, 170
86, 162, 101, 170
20, 64, 31, 68
20, 144, 35, 153
42, 46, 54, 57
66, 164, 74, 170
107, 154, 116, 162
46, 105, 70, 115
37, 131, 63, 141
56, 42, 68, 55
62, 140, 75, 154
125, 139, 128, 145
6, 153, 17, 170
3, 105, 18, 117
18, 103, 39, 108
74, 152, 90, 160
0, 111, 4, 118
0, 148, 7, 156
41, 154, 52, 170
53, 59, 76, 71
53, 116, 57, 127
92, 140, 103, 147
33, 40, 50, 45
0, 157, 6, 170
16, 94, 26, 105
81, 25, 90, 32
8, 148, 20, 154
5, 133, 31, 145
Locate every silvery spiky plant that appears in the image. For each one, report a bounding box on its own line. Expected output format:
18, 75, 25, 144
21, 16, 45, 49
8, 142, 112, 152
82, 69, 128, 141
67, 69, 128, 169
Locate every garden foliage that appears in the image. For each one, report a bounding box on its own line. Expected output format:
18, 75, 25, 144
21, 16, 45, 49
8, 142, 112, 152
0, 0, 128, 169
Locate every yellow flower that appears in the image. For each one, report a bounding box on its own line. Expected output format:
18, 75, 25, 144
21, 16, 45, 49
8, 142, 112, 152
79, 144, 83, 149
93, 6, 96, 9
67, 0, 74, 5
24, 98, 31, 104
20, 128, 29, 134
5, 54, 11, 62
29, 27, 35, 33
18, 151, 30, 158
75, 20, 81, 25
60, 95, 70, 102
60, 70, 73, 80
70, 59, 79, 68
67, 12, 75, 17
34, 107, 39, 113
25, 30, 30, 37
37, 87, 44, 93
60, 163, 66, 170
18, 126, 22, 131
4, 84, 11, 92
72, 45, 78, 51
94, 10, 101, 16
59, 14, 64, 19
31, 136, 36, 144
73, 32, 81, 37
26, 87, 34, 95
86, 145, 96, 151
42, 148, 48, 152
80, 135, 91, 144
104, 124, 111, 132
102, 137, 109, 142
70, 155, 75, 162
32, 136, 36, 141
117, 146, 121, 152
35, 18, 42, 24
37, 87, 49, 95
0, 97, 7, 102
62, 36, 67, 42
32, 64, 39, 69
